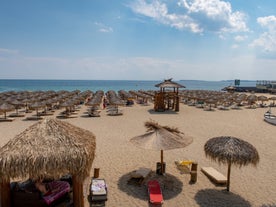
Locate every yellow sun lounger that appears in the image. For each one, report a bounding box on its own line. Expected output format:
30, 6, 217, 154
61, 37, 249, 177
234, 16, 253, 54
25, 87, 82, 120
179, 160, 193, 166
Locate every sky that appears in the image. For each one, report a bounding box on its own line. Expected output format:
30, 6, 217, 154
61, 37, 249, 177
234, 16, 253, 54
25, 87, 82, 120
0, 0, 276, 81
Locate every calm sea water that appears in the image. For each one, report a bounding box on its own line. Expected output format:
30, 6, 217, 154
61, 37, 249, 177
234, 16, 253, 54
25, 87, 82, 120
0, 79, 257, 93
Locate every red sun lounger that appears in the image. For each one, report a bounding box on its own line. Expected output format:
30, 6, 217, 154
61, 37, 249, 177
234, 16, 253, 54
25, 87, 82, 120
148, 180, 163, 204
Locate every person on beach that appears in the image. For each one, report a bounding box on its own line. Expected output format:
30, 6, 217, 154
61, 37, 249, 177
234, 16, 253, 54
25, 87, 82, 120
35, 179, 60, 196
103, 97, 107, 109
35, 180, 51, 196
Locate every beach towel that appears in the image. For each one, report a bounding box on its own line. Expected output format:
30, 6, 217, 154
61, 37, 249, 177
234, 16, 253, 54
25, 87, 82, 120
175, 160, 192, 174
90, 178, 108, 202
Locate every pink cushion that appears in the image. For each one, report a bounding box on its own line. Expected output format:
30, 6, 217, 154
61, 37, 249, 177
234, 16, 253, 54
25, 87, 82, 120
42, 181, 70, 205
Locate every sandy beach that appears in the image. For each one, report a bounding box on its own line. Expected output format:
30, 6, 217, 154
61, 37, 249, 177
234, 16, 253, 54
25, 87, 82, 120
1, 95, 276, 207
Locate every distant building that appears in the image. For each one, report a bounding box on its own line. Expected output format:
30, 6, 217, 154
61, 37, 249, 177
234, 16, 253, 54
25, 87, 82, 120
256, 80, 276, 93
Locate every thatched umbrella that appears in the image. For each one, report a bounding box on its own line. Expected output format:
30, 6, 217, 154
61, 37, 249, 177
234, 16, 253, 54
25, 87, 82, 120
247, 94, 258, 107
269, 96, 276, 106
223, 86, 236, 93
130, 120, 193, 174
10, 99, 24, 115
204, 136, 259, 191
258, 95, 268, 107
29, 101, 46, 117
0, 118, 96, 207
0, 103, 15, 119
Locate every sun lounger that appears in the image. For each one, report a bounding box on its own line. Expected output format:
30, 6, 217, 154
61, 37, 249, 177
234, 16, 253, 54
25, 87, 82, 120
148, 180, 163, 204
201, 167, 227, 184
131, 167, 151, 178
128, 167, 151, 185
9, 113, 25, 117
107, 110, 123, 116
38, 111, 54, 116
56, 114, 78, 119
90, 178, 107, 202
175, 160, 193, 174
88, 110, 101, 117
0, 118, 15, 122
25, 116, 43, 121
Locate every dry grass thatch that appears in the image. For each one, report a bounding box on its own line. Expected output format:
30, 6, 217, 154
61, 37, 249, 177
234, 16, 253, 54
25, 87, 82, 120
204, 136, 259, 167
145, 120, 181, 134
0, 118, 96, 180
130, 120, 193, 151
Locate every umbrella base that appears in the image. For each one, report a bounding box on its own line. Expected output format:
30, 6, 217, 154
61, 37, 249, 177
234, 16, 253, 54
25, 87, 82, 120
156, 162, 166, 175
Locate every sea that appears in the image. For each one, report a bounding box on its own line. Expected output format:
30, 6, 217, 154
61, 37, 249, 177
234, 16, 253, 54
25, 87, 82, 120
0, 79, 257, 93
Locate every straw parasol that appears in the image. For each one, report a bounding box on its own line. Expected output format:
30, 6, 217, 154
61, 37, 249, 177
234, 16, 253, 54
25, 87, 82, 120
130, 120, 193, 174
258, 95, 268, 107
269, 96, 276, 106
0, 118, 96, 207
204, 136, 259, 191
10, 99, 23, 115
0, 102, 15, 119
29, 101, 46, 117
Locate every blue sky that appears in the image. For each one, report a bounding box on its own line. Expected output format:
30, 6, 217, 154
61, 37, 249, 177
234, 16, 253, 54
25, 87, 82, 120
0, 0, 275, 80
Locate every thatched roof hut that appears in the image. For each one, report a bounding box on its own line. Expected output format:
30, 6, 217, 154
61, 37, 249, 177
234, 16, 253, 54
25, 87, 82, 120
204, 136, 259, 191
0, 118, 96, 207
154, 79, 185, 112
155, 78, 185, 89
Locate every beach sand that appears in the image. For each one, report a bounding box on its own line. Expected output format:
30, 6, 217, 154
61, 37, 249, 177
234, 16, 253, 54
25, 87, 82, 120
1, 96, 276, 207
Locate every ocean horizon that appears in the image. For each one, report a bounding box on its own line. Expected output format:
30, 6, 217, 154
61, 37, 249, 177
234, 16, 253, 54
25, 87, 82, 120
0, 79, 257, 93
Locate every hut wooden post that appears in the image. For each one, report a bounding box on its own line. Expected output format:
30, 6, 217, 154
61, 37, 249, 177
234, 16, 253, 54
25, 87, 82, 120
161, 150, 164, 174
175, 96, 180, 111
0, 177, 11, 207
73, 175, 84, 207
227, 162, 231, 191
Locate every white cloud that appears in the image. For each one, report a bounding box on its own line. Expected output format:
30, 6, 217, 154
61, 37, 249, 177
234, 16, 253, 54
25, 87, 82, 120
94, 22, 113, 33
231, 44, 239, 49
181, 0, 248, 32
257, 15, 276, 30
250, 15, 276, 54
234, 35, 247, 42
0, 48, 19, 55
129, 0, 248, 34
129, 0, 202, 33
1, 54, 276, 80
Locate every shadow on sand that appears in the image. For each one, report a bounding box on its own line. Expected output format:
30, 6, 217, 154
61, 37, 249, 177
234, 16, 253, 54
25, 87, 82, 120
147, 109, 178, 115
117, 171, 183, 201
195, 189, 252, 207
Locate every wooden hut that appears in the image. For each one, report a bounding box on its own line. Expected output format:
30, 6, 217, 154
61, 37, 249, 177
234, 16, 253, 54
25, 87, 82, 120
154, 79, 185, 112
0, 118, 96, 207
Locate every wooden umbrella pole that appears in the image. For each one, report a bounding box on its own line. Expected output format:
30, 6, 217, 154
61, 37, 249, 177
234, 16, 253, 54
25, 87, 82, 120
227, 162, 231, 191
161, 150, 164, 175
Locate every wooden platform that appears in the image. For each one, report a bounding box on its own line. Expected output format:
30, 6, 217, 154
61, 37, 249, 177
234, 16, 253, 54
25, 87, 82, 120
201, 167, 227, 184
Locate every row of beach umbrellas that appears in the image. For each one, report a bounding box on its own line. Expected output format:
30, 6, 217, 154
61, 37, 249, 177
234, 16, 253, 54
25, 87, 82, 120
0, 90, 94, 119
180, 90, 276, 108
